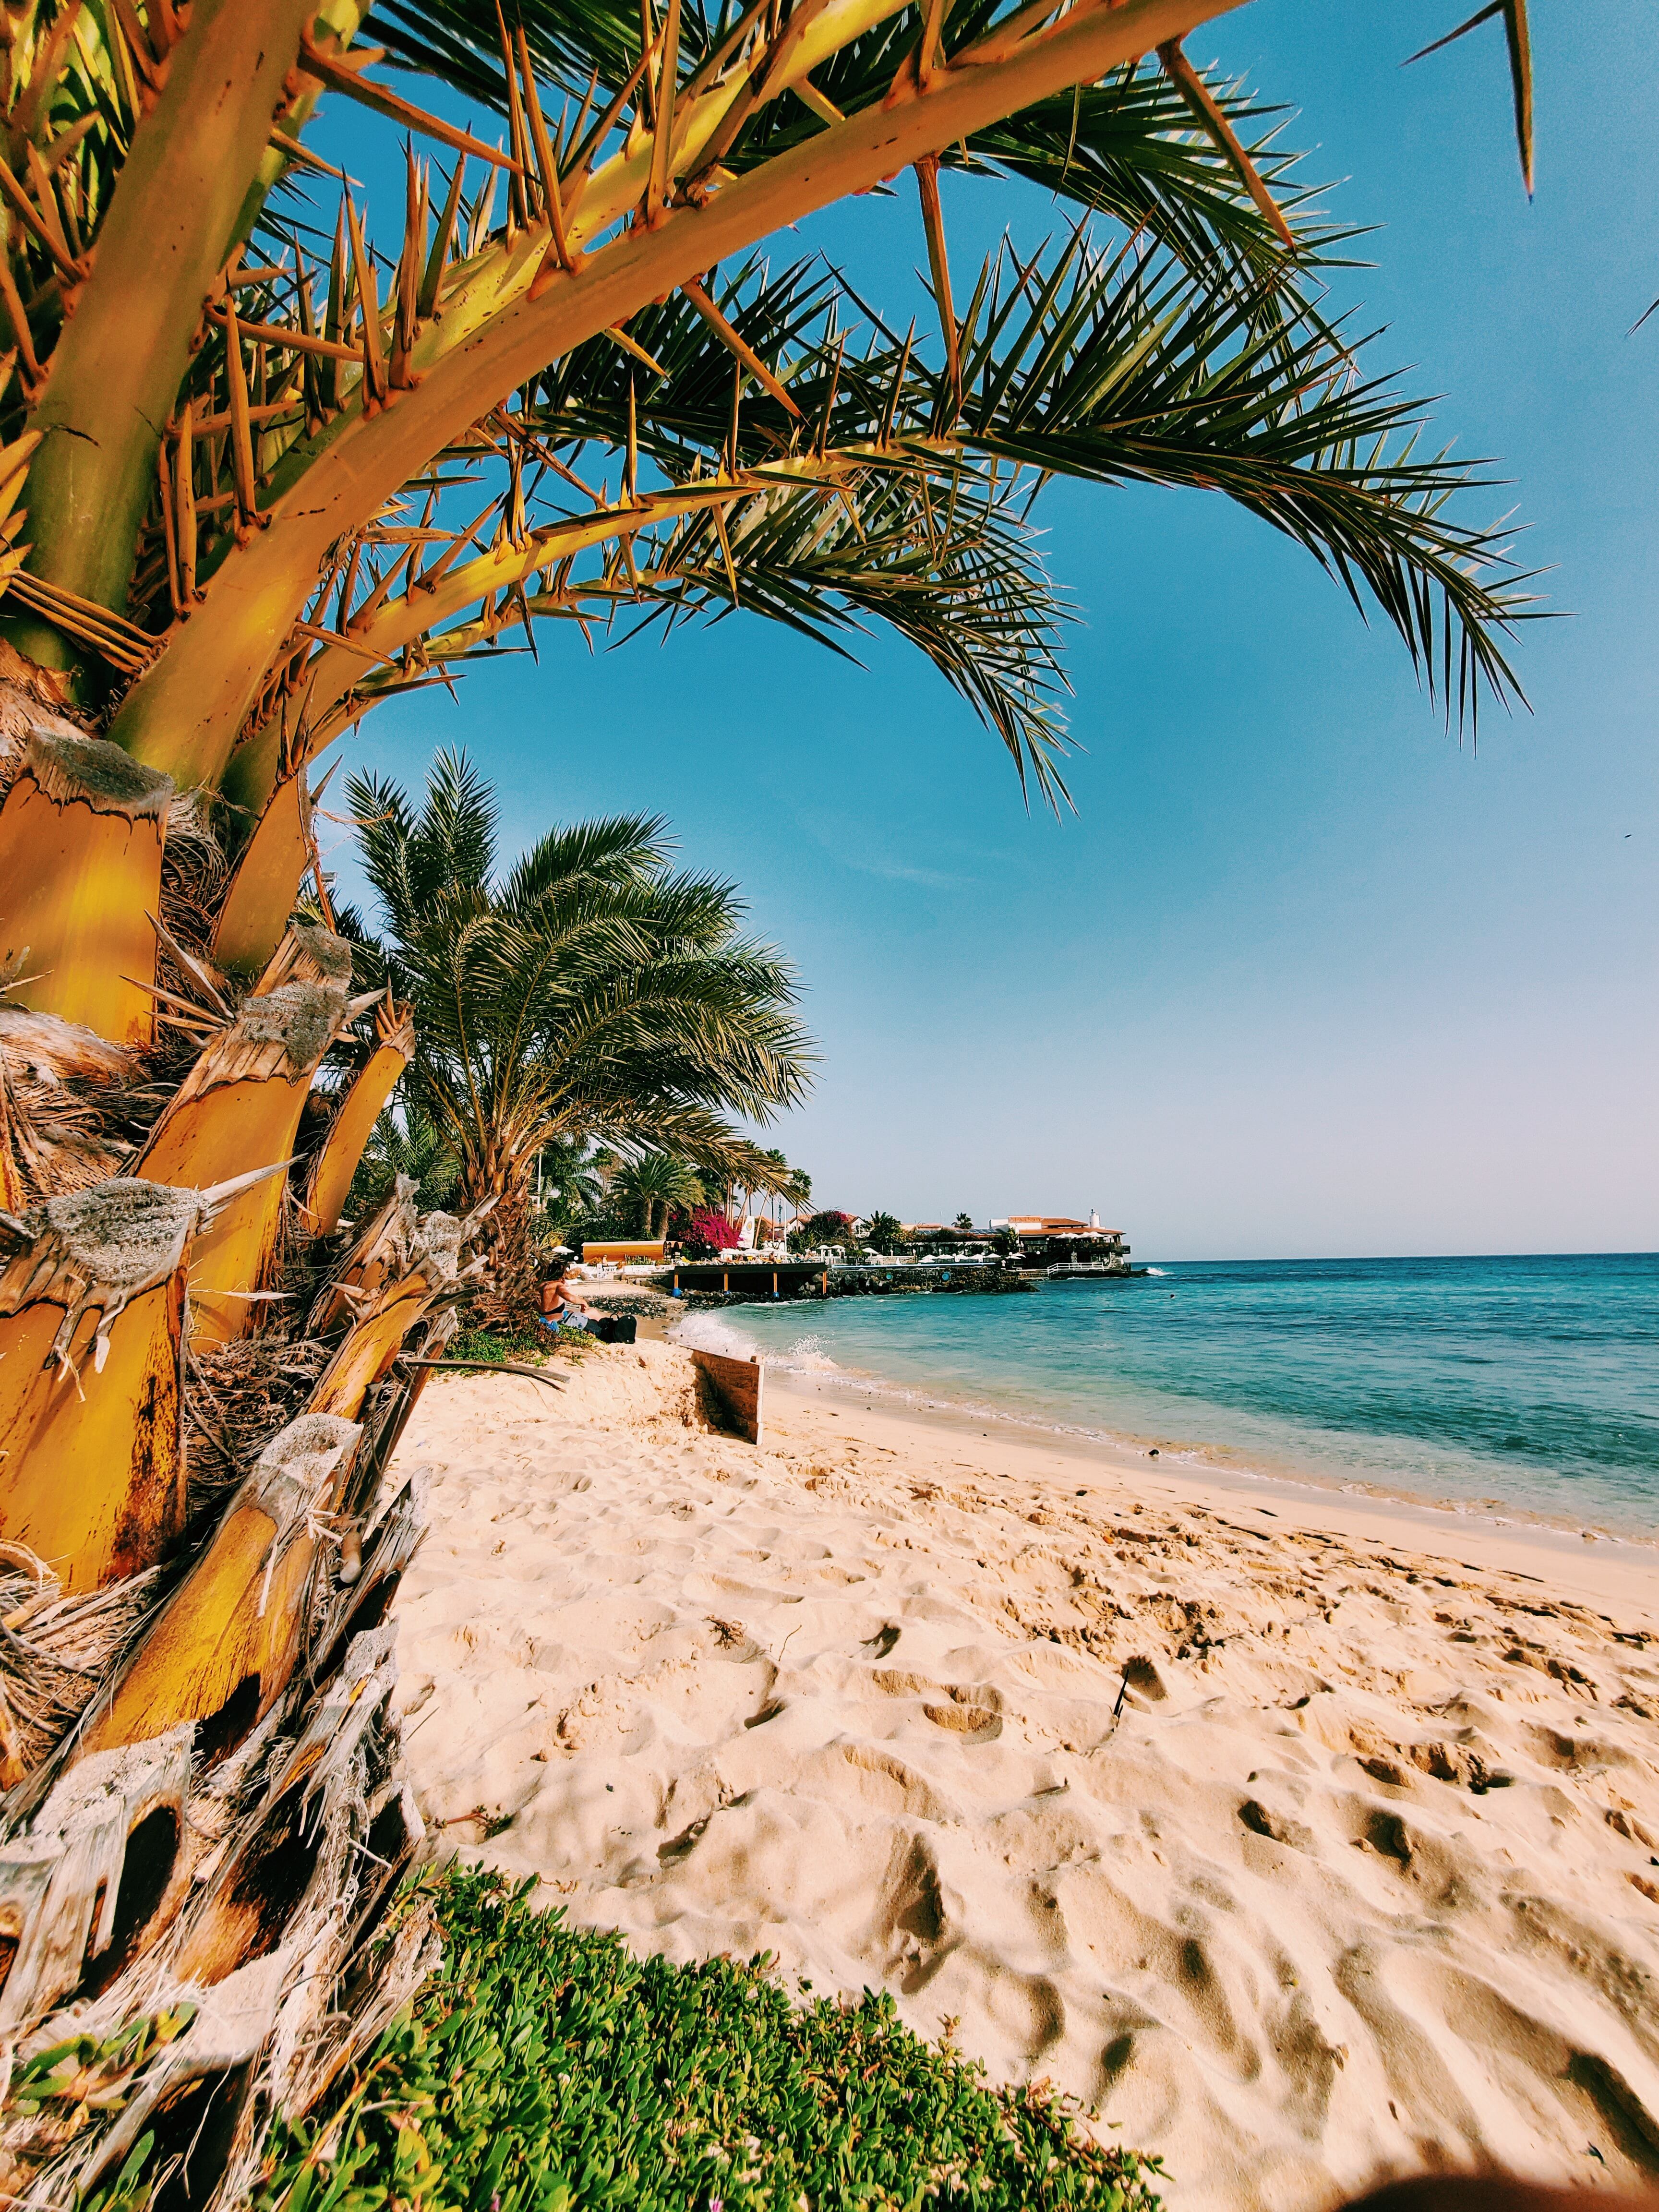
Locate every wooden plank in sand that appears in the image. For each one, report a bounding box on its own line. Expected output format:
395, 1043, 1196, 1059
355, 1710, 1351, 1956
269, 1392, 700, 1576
693, 1348, 765, 1446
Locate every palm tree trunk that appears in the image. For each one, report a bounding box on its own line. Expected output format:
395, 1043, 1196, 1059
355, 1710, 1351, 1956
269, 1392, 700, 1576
463, 1159, 541, 1333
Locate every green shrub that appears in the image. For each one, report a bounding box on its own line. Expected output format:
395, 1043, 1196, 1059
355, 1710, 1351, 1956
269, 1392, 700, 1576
254, 1869, 1165, 2212
446, 1324, 595, 1365
447, 1326, 537, 1364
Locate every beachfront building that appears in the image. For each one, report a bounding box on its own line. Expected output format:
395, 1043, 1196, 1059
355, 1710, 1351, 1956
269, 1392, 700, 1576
991, 1213, 1131, 1271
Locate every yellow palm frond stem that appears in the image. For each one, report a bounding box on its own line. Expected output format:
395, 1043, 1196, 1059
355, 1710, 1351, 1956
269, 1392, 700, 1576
208, 753, 335, 976
134, 928, 373, 1344
111, 0, 1240, 790
301, 998, 416, 1238
14, 0, 349, 676
310, 1208, 482, 1420
309, 1277, 440, 1422
308, 1175, 421, 1338
0, 1172, 276, 1595
220, 483, 758, 820
79, 1414, 362, 1757
0, 731, 172, 1046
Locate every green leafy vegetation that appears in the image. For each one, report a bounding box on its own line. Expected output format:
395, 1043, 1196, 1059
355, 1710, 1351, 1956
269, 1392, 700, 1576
253, 1869, 1164, 2212
447, 1323, 597, 1366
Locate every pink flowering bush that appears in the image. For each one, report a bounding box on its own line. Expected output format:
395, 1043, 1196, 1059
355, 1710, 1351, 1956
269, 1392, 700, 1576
687, 1207, 743, 1253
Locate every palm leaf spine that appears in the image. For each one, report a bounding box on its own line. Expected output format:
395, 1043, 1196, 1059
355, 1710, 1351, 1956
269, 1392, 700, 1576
221, 472, 830, 817
12, 0, 334, 669
108, 0, 1245, 786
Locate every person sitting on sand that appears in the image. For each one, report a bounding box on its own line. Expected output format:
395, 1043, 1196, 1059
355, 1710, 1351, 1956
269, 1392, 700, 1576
540, 1257, 597, 1333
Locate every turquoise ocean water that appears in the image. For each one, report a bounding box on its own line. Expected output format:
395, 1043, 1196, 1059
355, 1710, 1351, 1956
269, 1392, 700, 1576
674, 1253, 1659, 1539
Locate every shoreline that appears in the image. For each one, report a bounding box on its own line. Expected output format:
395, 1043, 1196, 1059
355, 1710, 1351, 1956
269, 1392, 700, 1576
652, 1296, 1659, 1570
390, 1340, 1659, 2211
759, 1365, 1659, 1620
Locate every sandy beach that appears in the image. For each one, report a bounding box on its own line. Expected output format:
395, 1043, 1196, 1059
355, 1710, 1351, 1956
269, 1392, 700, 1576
388, 1338, 1659, 2211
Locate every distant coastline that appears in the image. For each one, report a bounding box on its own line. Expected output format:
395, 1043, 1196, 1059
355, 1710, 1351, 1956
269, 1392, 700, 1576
671, 1250, 1659, 1544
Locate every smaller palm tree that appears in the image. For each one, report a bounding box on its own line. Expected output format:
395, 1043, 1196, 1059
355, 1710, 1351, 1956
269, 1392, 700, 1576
865, 1212, 904, 1255
348, 751, 813, 1325
614, 1154, 705, 1239
346, 1102, 462, 1223
953, 1213, 977, 1233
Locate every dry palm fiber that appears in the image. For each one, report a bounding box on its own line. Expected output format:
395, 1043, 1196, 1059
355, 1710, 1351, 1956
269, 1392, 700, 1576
0, 1555, 162, 1779
182, 1334, 331, 1526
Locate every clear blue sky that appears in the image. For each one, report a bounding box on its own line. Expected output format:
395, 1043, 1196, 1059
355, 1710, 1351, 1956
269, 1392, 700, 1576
322, 4, 1658, 1260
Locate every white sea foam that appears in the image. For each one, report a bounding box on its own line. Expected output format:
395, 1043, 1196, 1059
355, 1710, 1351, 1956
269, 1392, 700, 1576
667, 1308, 763, 1363
670, 1308, 853, 1377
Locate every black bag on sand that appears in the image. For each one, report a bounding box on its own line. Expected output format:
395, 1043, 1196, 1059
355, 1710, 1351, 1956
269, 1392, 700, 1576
592, 1313, 637, 1345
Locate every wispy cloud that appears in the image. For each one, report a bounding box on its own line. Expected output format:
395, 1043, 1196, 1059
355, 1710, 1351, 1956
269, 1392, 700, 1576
797, 809, 996, 890
842, 854, 965, 889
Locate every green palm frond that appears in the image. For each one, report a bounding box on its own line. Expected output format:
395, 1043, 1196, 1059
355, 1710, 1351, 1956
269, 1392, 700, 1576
942, 228, 1537, 717
1406, 2, 1533, 195
353, 749, 501, 928
500, 813, 675, 917
348, 754, 814, 1210
524, 233, 1528, 750
374, 0, 660, 121
631, 464, 1072, 806
373, 2, 1341, 300
589, 1105, 805, 1198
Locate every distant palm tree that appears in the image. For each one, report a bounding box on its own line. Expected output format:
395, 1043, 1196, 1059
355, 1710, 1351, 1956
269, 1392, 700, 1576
953, 1213, 977, 1232
348, 752, 812, 1322
533, 1137, 607, 1251
614, 1154, 706, 1239
865, 1212, 904, 1254
347, 1102, 463, 1223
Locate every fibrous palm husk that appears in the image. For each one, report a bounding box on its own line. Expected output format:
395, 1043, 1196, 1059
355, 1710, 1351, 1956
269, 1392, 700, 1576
156, 789, 231, 971
182, 1334, 332, 1530
0, 1558, 163, 1783
0, 1002, 134, 1209
0, 1623, 435, 2212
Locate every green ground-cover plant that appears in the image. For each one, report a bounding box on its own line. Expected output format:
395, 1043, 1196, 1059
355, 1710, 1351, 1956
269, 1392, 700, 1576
447, 1323, 554, 1364
253, 1868, 1164, 2212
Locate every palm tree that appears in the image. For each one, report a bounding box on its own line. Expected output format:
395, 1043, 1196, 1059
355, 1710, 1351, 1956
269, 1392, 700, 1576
348, 749, 810, 1321
0, 0, 1541, 2194
954, 1212, 977, 1232
613, 1151, 705, 1238
865, 1210, 904, 1253
348, 1097, 464, 1220
533, 1133, 607, 1242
